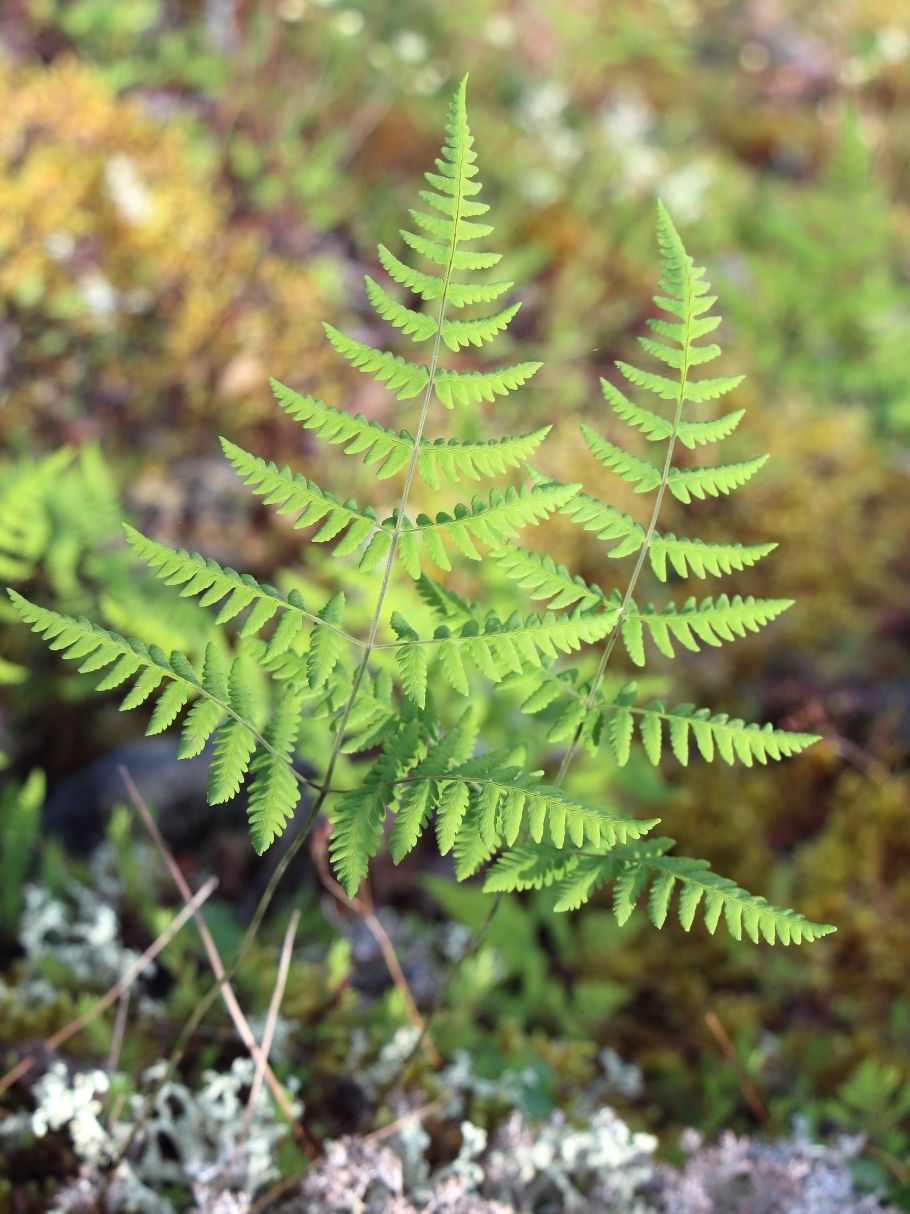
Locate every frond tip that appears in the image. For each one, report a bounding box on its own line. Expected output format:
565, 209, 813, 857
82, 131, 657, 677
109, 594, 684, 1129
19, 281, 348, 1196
485, 840, 835, 943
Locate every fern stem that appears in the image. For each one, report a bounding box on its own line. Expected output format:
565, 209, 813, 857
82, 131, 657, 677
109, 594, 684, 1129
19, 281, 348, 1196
554, 359, 692, 787
367, 886, 504, 1123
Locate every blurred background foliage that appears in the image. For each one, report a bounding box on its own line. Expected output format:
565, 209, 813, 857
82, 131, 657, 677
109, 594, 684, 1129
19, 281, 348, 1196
2, 0, 910, 1202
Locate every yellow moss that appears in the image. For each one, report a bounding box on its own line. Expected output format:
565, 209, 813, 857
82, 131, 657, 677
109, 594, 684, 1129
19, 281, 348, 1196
0, 57, 333, 450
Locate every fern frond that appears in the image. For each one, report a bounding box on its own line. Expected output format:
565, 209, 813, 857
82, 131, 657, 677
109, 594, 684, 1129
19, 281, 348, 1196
441, 304, 522, 351
389, 716, 475, 863
376, 245, 445, 301
667, 456, 769, 503
433, 363, 542, 410
580, 427, 768, 502
405, 481, 579, 574
550, 839, 835, 943
453, 800, 499, 879
246, 685, 304, 853
556, 495, 775, 581
124, 526, 337, 648
439, 761, 657, 852
220, 439, 383, 558
0, 449, 74, 580
397, 607, 616, 695
177, 643, 227, 758
307, 592, 346, 689
272, 380, 549, 489
330, 721, 422, 896
363, 276, 438, 341
483, 843, 580, 893
648, 534, 777, 581
415, 574, 484, 626
600, 383, 745, 450
491, 541, 606, 610
579, 431, 663, 493
445, 280, 515, 308
621, 593, 792, 665
5, 592, 305, 820
323, 325, 429, 400
417, 431, 552, 488
617, 697, 820, 767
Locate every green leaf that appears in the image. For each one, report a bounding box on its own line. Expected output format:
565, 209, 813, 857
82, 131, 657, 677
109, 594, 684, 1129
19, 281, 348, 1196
436, 779, 470, 854
220, 440, 379, 559
623, 593, 792, 663
331, 721, 421, 895
440, 304, 521, 350
492, 540, 605, 610
307, 592, 346, 689
363, 276, 438, 341
377, 243, 444, 301
434, 362, 542, 410
580, 429, 663, 493
323, 325, 429, 400
667, 455, 769, 504
246, 686, 303, 853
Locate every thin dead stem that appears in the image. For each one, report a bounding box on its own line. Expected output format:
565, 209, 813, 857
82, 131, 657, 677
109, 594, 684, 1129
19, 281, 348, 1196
311, 821, 442, 1068
119, 767, 313, 1153
239, 909, 300, 1143
0, 878, 216, 1097
704, 1010, 771, 1132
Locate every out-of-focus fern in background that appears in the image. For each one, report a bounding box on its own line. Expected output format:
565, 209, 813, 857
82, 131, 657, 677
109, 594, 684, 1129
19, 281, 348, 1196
2, 0, 910, 1209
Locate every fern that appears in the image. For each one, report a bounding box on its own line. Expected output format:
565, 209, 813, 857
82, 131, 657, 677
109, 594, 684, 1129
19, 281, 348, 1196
8, 88, 833, 944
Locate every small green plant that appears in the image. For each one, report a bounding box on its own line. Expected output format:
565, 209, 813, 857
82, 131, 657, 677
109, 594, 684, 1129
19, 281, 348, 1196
9, 79, 833, 949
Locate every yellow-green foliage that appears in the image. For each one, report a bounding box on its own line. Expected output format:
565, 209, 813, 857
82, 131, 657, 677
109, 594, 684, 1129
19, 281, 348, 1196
0, 59, 331, 449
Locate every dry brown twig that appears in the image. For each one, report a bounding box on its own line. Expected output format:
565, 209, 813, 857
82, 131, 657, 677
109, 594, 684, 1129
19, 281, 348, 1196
310, 819, 442, 1068
0, 877, 217, 1097
239, 908, 300, 1142
704, 1010, 771, 1132
107, 989, 130, 1074
119, 767, 315, 1156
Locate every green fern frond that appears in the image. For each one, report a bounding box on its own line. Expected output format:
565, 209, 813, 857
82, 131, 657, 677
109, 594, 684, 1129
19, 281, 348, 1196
246, 685, 304, 853
433, 363, 542, 409
441, 304, 522, 351
491, 541, 606, 610
445, 279, 515, 308
551, 839, 834, 942
124, 526, 334, 647
557, 491, 775, 580
600, 383, 745, 450
579, 431, 663, 493
426, 760, 658, 853
323, 324, 429, 400
220, 439, 383, 555
330, 720, 423, 896
621, 593, 792, 665
177, 643, 227, 758
667, 455, 769, 503
453, 800, 499, 879
581, 426, 769, 502
363, 276, 438, 341
648, 534, 776, 581
389, 607, 616, 695
307, 592, 346, 689
614, 696, 820, 767
0, 449, 75, 580
415, 574, 483, 626
402, 480, 578, 575
389, 716, 475, 863
271, 379, 550, 489
483, 843, 580, 893
413, 431, 552, 487
376, 244, 445, 301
